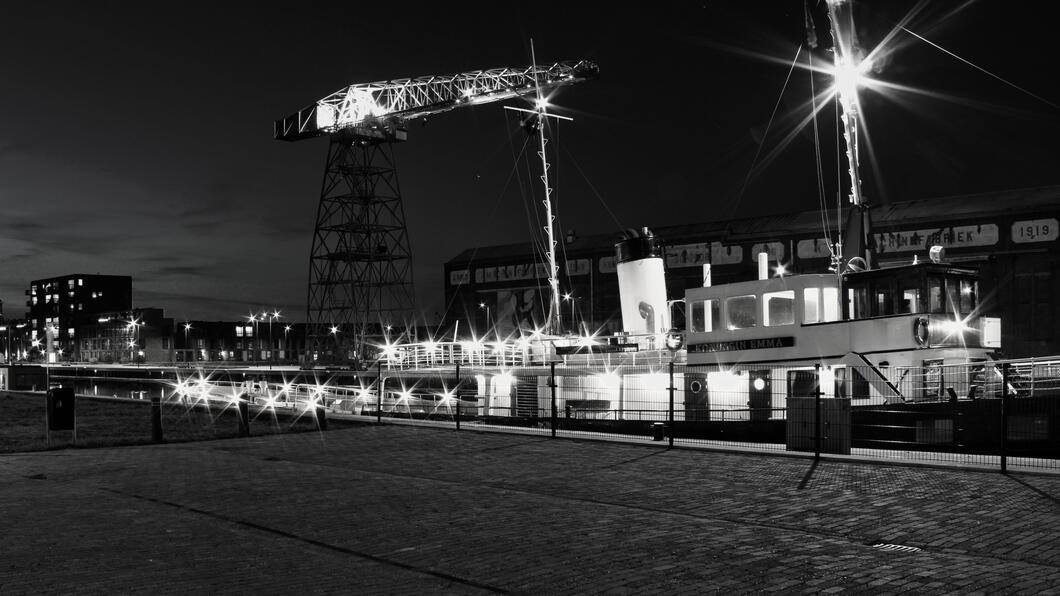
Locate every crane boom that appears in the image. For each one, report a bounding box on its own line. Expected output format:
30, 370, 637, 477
274, 60, 599, 142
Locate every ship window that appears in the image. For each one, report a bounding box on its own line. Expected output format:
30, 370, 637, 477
803, 288, 820, 323
690, 301, 704, 332
928, 276, 944, 313
872, 282, 894, 316
848, 287, 870, 319
959, 278, 976, 315
823, 288, 840, 321
709, 300, 720, 331
945, 279, 960, 315
788, 370, 817, 397
764, 290, 794, 326
690, 300, 720, 332
727, 295, 757, 329
896, 275, 922, 313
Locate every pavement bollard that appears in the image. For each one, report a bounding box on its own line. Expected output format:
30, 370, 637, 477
237, 397, 250, 437
151, 395, 164, 443
316, 398, 328, 431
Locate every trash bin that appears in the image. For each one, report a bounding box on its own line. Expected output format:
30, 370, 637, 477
652, 422, 666, 441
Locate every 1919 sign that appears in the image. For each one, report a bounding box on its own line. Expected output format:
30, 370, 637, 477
1012, 218, 1058, 243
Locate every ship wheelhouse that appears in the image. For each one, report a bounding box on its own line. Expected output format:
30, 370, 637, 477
682, 261, 1002, 411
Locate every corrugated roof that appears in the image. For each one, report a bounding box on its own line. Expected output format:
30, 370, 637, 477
447, 184, 1060, 265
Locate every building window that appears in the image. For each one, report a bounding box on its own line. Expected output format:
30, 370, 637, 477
68, 280, 75, 289
162, 337, 170, 349
78, 278, 83, 286
236, 326, 244, 337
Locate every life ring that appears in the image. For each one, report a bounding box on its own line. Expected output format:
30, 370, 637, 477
913, 317, 930, 347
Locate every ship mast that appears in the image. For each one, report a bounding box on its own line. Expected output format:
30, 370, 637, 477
506, 40, 572, 335
826, 0, 874, 270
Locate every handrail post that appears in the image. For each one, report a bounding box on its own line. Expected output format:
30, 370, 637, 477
814, 363, 822, 461
668, 360, 675, 449
550, 361, 557, 438
1001, 362, 1009, 474
376, 376, 383, 424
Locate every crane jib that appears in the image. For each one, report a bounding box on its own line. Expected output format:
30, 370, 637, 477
273, 60, 599, 142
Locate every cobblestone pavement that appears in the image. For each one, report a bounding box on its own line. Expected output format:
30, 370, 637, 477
3, 423, 1060, 594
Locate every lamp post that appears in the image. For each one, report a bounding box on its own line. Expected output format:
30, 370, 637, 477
268, 310, 280, 367
283, 324, 292, 363
246, 314, 258, 363
131, 318, 143, 366
563, 292, 575, 334
479, 302, 490, 335
183, 322, 192, 363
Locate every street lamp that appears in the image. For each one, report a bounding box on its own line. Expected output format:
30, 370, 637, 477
479, 302, 490, 335
127, 318, 142, 365
267, 310, 281, 366
246, 314, 258, 363
563, 292, 575, 334
183, 322, 192, 363
283, 324, 292, 363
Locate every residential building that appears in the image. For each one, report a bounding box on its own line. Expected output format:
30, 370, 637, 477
26, 274, 132, 361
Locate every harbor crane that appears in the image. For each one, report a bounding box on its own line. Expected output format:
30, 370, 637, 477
275, 59, 599, 364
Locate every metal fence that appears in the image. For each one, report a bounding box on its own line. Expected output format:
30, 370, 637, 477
33, 358, 1060, 472
335, 358, 1060, 473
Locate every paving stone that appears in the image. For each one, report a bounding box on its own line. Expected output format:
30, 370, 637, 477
2, 424, 1060, 593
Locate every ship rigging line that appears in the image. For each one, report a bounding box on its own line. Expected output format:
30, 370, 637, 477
561, 146, 624, 232
730, 44, 803, 220
435, 130, 535, 330
807, 49, 837, 260
899, 24, 1060, 111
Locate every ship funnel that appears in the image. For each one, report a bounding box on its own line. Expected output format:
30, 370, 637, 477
614, 227, 669, 336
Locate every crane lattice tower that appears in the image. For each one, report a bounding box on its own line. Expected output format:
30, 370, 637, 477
275, 60, 598, 365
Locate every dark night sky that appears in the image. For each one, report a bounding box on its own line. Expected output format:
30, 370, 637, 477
2, 1, 1058, 324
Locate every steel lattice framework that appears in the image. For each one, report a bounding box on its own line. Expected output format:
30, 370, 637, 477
276, 60, 598, 365
306, 140, 413, 362
275, 60, 598, 142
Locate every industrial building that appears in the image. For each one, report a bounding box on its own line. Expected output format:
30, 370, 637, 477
444, 186, 1060, 358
